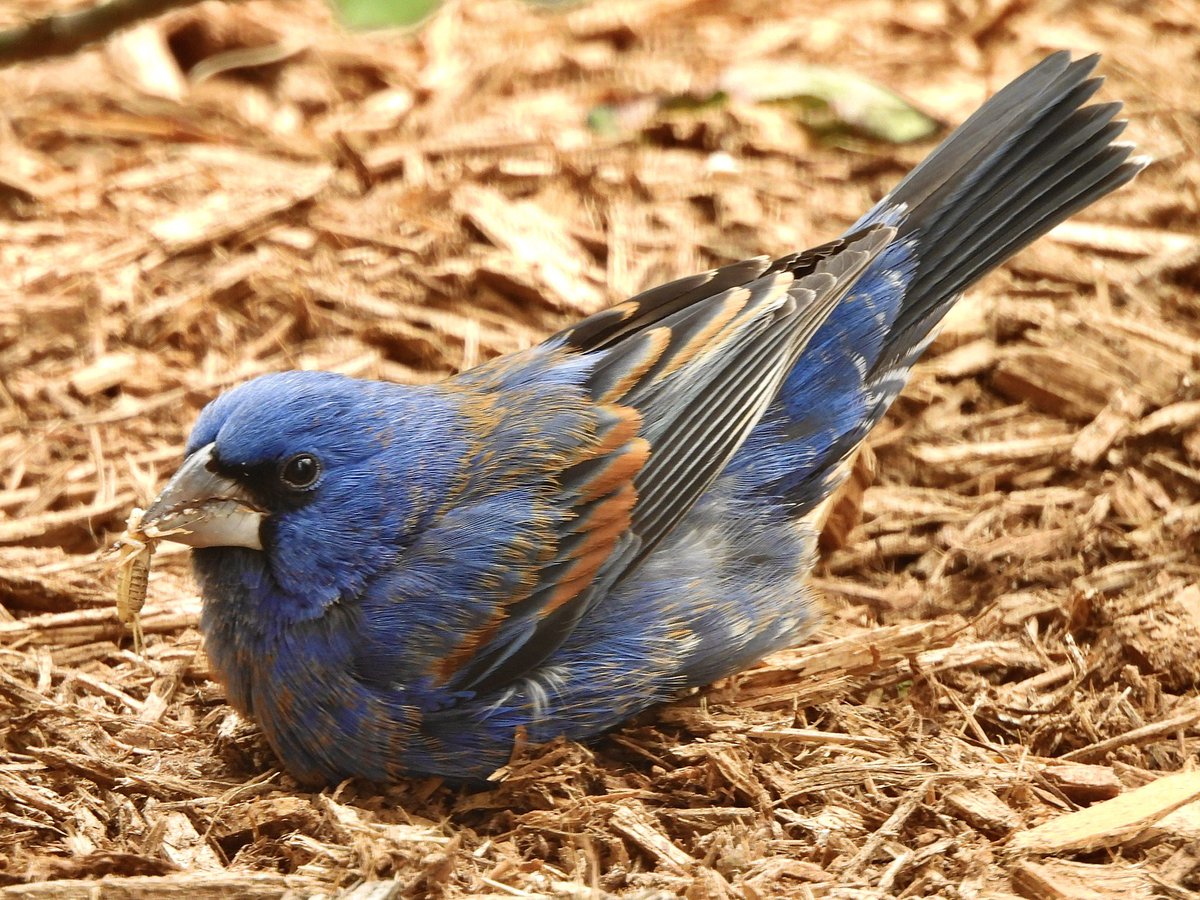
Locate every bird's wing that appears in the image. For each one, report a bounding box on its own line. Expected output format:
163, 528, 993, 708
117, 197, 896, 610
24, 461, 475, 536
445, 225, 895, 693
555, 227, 880, 351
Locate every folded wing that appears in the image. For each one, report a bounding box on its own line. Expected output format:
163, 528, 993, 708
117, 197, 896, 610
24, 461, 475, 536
446, 226, 895, 692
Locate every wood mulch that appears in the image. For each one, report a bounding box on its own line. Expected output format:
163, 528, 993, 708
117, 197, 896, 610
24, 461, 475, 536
1, 0, 1198, 896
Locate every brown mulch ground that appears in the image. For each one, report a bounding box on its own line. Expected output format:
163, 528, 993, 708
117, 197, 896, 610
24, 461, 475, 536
2, 0, 1199, 896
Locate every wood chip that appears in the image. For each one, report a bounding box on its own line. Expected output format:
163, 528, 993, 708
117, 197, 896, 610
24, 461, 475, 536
910, 433, 1075, 467
1048, 219, 1198, 257
148, 158, 333, 255
1009, 770, 1200, 854
68, 352, 142, 397
1040, 764, 1123, 803
1070, 389, 1147, 466
0, 874, 324, 899
944, 785, 1022, 836
992, 347, 1130, 421
453, 184, 605, 312
1060, 706, 1200, 762
1133, 399, 1200, 437
610, 804, 695, 873
1011, 859, 1156, 900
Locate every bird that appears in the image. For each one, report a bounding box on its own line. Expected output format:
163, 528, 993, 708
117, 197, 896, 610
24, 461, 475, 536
137, 52, 1145, 784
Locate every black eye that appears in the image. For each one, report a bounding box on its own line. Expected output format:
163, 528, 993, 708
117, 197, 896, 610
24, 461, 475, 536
280, 453, 320, 489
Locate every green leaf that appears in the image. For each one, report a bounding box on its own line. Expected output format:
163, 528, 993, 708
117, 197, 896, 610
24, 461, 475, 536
586, 104, 622, 137
721, 62, 941, 144
334, 0, 442, 30
586, 92, 729, 137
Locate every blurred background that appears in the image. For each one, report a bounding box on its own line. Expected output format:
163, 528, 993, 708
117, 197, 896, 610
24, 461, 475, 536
1, 0, 1198, 896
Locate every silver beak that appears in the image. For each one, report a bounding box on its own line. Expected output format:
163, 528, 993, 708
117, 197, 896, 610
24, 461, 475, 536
142, 442, 266, 550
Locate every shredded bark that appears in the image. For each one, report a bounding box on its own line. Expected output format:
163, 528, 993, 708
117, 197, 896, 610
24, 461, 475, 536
1, 0, 1198, 896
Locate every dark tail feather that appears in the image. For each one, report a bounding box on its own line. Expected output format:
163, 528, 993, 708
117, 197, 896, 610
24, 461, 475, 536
859, 51, 1148, 374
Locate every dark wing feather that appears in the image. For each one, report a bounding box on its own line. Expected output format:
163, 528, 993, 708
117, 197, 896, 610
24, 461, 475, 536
555, 227, 884, 352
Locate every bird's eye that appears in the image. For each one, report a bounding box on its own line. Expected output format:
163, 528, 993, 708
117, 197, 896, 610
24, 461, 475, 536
280, 453, 321, 490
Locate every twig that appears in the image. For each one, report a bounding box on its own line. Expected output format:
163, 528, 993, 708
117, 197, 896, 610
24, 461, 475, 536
1060, 705, 1200, 762
0, 0, 234, 67
840, 777, 938, 876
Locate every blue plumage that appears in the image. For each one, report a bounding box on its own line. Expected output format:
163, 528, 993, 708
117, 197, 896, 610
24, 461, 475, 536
139, 53, 1145, 783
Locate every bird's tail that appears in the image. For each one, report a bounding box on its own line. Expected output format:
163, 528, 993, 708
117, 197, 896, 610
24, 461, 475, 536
858, 51, 1147, 377
739, 52, 1147, 516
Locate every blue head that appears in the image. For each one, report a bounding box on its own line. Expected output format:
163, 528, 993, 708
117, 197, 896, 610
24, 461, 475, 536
143, 370, 464, 625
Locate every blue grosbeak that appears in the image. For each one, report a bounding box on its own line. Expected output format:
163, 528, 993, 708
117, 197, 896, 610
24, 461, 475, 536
139, 52, 1144, 784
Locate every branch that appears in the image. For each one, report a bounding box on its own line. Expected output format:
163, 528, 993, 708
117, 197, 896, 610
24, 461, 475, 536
0, 0, 231, 67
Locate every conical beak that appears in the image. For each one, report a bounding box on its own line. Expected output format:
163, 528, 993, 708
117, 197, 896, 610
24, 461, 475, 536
142, 443, 265, 550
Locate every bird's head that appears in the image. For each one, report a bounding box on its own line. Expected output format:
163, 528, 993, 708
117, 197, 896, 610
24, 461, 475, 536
141, 371, 453, 614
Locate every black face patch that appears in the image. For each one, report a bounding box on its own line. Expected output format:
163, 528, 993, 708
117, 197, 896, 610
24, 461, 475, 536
208, 449, 321, 515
